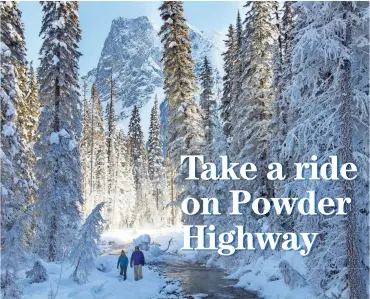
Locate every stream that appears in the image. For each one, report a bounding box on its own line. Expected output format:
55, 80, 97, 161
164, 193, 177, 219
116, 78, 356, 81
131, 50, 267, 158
155, 257, 260, 299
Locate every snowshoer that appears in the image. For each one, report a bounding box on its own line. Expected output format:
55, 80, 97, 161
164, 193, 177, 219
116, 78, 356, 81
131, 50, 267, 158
130, 246, 145, 281
117, 250, 129, 280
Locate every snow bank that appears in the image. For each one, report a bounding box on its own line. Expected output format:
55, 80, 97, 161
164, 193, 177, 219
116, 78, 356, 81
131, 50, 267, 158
225, 252, 315, 299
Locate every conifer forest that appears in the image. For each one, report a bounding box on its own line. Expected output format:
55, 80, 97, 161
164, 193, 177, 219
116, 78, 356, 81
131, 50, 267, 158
0, 1, 369, 299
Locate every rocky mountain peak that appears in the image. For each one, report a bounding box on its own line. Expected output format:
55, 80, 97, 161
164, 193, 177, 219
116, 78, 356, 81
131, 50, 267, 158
84, 16, 222, 121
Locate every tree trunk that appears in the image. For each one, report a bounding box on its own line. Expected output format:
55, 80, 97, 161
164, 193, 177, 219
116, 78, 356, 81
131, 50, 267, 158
340, 3, 366, 298
49, 214, 57, 261
90, 92, 95, 195
171, 167, 175, 226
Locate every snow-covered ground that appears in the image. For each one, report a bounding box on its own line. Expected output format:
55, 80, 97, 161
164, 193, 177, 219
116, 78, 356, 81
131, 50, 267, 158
23, 255, 166, 299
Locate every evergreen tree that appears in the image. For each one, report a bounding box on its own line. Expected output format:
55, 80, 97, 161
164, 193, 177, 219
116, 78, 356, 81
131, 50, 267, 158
159, 100, 178, 225
34, 1, 83, 262
91, 83, 107, 201
269, 1, 294, 199
282, 2, 369, 297
159, 1, 205, 224
227, 11, 244, 147
236, 10, 243, 50
23, 62, 40, 145
220, 24, 237, 142
228, 2, 276, 264
232, 0, 276, 188
81, 83, 107, 217
105, 70, 116, 195
129, 106, 146, 183
0, 1, 33, 232
148, 97, 168, 221
80, 82, 91, 202
1, 214, 30, 299
1, 3, 34, 296
199, 56, 216, 147
70, 202, 105, 284
128, 105, 156, 225
112, 129, 136, 228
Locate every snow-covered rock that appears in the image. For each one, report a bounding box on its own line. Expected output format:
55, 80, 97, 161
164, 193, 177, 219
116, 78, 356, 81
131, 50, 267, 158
130, 234, 151, 251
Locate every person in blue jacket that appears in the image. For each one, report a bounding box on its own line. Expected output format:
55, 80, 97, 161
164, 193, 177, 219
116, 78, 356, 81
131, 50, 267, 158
130, 246, 145, 281
117, 250, 129, 280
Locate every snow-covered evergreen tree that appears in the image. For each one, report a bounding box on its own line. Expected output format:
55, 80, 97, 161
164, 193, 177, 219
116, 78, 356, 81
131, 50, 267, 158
23, 61, 40, 145
129, 106, 146, 183
105, 70, 117, 195
226, 2, 277, 266
0, 0, 33, 234
199, 56, 216, 149
128, 105, 157, 226
269, 1, 294, 200
1, 214, 30, 299
159, 1, 205, 225
148, 97, 169, 223
0, 0, 36, 262
34, 1, 83, 262
109, 129, 135, 228
81, 83, 107, 218
220, 24, 237, 142
281, 2, 369, 297
80, 82, 91, 202
70, 202, 105, 284
236, 10, 243, 50
227, 11, 244, 148
231, 0, 276, 192
91, 84, 107, 203
0, 8, 36, 296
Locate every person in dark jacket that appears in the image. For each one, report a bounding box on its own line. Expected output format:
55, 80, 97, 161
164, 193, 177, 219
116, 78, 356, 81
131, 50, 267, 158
130, 246, 145, 281
117, 250, 129, 280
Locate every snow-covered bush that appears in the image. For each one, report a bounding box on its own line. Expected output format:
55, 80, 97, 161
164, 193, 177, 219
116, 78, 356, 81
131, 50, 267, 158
70, 202, 105, 284
26, 261, 48, 283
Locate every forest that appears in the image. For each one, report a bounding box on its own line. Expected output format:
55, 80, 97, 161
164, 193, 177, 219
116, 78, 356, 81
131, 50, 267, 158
1, 1, 369, 299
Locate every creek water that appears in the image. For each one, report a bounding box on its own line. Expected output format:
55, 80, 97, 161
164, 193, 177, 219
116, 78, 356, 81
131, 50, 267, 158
156, 258, 260, 299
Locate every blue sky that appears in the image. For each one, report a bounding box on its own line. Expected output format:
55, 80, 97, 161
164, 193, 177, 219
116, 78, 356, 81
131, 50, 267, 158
19, 1, 244, 76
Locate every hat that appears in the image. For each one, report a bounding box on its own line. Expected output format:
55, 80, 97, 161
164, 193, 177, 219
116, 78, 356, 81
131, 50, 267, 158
135, 246, 139, 250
